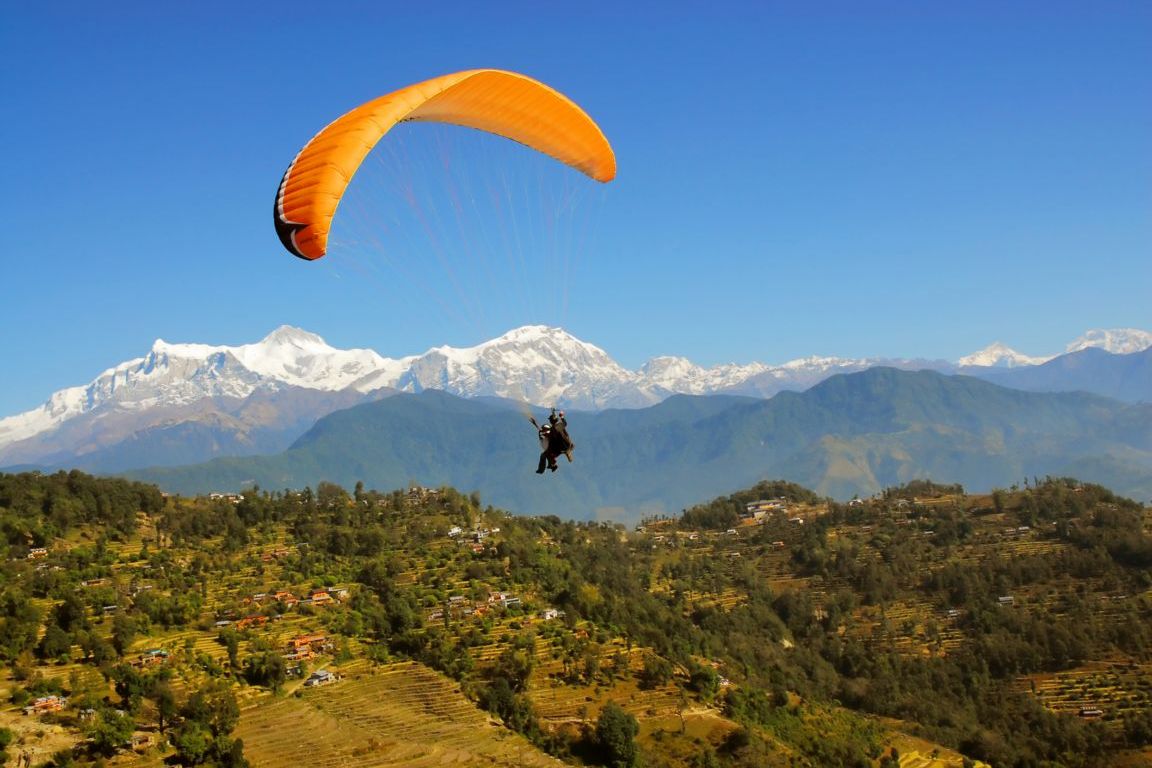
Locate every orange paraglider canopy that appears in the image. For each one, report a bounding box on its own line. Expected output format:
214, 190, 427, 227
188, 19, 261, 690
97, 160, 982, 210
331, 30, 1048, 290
274, 69, 616, 260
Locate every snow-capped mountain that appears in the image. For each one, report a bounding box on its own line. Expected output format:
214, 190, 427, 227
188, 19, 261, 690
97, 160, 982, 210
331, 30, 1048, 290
2, 324, 1149, 474
640, 356, 771, 395
0, 326, 398, 448
1065, 328, 1152, 356
358, 325, 657, 409
958, 342, 1052, 369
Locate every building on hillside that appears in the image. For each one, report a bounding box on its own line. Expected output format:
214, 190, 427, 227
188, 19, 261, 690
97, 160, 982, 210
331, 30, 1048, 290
488, 591, 521, 608
25, 695, 67, 715
307, 589, 334, 606
286, 634, 332, 655
304, 669, 339, 687
234, 614, 268, 630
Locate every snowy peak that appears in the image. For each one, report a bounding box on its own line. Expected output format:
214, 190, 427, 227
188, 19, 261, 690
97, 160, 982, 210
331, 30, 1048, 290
957, 329, 1152, 369
1066, 328, 1152, 355
0, 326, 397, 449
390, 325, 646, 408
641, 355, 770, 394
959, 342, 1051, 369
4, 324, 1151, 457
260, 325, 329, 348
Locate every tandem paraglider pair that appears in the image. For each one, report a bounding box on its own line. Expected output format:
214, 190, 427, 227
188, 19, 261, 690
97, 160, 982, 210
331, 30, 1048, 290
273, 69, 612, 476
530, 409, 574, 475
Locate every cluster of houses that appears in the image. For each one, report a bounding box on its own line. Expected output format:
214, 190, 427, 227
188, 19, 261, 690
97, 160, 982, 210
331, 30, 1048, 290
240, 586, 349, 610
284, 633, 334, 661
24, 695, 67, 716
212, 587, 349, 631
447, 524, 501, 554
129, 648, 169, 669
260, 547, 293, 563
739, 499, 789, 524
427, 590, 564, 623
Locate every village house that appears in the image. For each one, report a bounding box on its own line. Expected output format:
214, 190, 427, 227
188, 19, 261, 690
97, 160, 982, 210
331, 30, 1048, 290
304, 669, 339, 687
488, 591, 521, 608
260, 547, 292, 562
307, 588, 334, 606
132, 649, 169, 668
272, 590, 299, 607
234, 614, 269, 630
27, 547, 49, 560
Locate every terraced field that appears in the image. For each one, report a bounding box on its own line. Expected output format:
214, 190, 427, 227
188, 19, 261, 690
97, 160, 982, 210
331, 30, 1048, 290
1012, 660, 1152, 726
236, 660, 563, 768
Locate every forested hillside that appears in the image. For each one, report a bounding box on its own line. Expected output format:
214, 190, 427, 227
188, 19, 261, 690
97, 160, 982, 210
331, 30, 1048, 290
0, 471, 1149, 767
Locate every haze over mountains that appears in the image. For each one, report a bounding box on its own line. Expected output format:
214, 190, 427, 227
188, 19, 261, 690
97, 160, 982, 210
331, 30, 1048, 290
2, 325, 1150, 514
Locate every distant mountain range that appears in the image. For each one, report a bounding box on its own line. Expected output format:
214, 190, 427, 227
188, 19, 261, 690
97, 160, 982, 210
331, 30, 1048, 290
126, 368, 1152, 519
1, 325, 1149, 478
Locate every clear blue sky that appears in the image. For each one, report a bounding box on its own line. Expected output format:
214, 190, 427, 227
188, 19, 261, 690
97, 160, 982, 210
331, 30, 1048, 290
2, 1, 1149, 416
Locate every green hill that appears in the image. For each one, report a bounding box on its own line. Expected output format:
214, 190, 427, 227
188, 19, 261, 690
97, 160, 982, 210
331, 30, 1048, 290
3, 470, 1150, 766
128, 368, 1152, 519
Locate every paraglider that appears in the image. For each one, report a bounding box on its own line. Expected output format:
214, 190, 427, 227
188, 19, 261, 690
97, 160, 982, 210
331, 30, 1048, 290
274, 70, 612, 475
531, 409, 574, 474
274, 68, 616, 261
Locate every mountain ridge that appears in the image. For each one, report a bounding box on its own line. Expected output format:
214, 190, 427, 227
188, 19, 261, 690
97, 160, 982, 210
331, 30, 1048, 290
4, 325, 1149, 474
126, 367, 1152, 519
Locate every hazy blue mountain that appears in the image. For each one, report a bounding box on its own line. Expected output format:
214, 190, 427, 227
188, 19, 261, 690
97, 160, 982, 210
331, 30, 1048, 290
966, 347, 1152, 403
3, 387, 394, 474
127, 368, 1152, 520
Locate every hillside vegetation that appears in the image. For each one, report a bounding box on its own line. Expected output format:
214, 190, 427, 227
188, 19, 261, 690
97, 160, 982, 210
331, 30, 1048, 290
0, 470, 1150, 767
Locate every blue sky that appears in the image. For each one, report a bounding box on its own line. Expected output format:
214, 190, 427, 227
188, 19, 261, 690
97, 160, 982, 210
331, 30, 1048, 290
2, 1, 1149, 416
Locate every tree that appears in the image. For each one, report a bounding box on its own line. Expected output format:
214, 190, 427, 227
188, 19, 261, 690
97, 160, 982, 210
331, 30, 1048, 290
595, 701, 639, 768
183, 680, 240, 738
244, 651, 287, 692
111, 613, 138, 657
37, 624, 72, 662
86, 707, 135, 756
150, 680, 178, 734
173, 720, 212, 765
640, 653, 673, 689
493, 647, 534, 692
